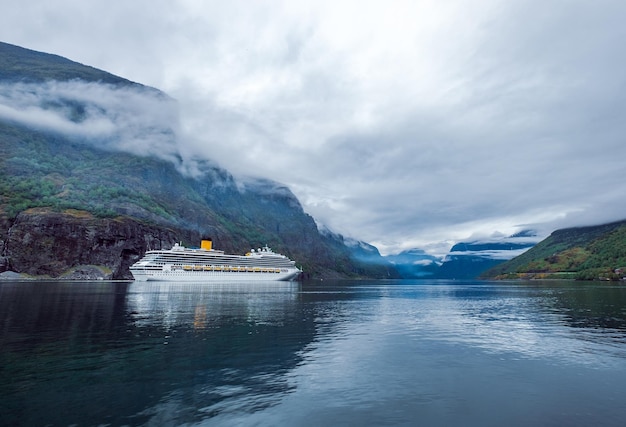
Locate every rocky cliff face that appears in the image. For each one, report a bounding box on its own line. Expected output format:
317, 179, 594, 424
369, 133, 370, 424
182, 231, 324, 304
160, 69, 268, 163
1, 208, 190, 279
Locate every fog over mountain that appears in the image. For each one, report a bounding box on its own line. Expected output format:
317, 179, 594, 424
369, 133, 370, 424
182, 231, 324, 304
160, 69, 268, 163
3, 0, 626, 255
0, 81, 197, 173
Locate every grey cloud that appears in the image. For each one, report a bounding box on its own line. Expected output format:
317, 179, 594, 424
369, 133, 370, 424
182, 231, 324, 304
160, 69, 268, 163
0, 80, 183, 165
2, 0, 626, 255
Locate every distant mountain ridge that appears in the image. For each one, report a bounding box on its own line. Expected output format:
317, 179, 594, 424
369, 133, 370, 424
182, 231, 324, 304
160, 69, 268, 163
435, 232, 537, 279
481, 220, 626, 280
384, 249, 441, 278
387, 219, 626, 281
0, 41, 398, 279
383, 232, 538, 279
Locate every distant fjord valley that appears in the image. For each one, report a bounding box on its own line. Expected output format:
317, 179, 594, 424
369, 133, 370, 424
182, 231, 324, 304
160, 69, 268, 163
1, 41, 626, 281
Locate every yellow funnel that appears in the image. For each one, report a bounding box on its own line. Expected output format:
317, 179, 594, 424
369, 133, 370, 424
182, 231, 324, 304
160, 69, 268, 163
201, 239, 213, 250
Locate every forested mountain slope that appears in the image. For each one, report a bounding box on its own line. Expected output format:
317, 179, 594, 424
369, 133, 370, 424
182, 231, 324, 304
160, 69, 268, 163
481, 220, 626, 280
0, 41, 398, 279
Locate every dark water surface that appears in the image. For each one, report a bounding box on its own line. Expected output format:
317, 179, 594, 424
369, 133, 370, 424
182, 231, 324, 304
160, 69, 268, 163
1, 280, 625, 426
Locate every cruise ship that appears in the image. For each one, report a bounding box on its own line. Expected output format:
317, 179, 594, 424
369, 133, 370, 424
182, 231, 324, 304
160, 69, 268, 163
130, 239, 302, 282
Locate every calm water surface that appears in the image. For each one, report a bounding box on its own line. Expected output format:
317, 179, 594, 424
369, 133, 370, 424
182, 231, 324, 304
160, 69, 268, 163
1, 280, 625, 426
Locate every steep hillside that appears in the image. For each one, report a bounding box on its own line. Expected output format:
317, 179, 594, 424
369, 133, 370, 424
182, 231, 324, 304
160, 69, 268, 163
482, 220, 626, 280
0, 41, 397, 279
318, 229, 401, 279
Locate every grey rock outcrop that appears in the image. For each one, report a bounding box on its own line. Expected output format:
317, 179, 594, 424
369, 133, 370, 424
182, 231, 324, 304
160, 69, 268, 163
2, 208, 183, 279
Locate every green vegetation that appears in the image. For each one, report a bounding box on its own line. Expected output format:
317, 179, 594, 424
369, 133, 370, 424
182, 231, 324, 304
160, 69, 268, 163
0, 41, 136, 85
0, 122, 178, 221
0, 40, 398, 279
482, 221, 626, 281
0, 119, 395, 278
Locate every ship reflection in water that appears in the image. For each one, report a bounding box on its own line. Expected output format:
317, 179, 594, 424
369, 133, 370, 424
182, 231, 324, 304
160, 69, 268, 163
126, 281, 300, 330
1, 280, 626, 426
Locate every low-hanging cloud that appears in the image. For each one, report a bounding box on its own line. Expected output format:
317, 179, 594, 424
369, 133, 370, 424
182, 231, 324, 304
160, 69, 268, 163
0, 80, 183, 165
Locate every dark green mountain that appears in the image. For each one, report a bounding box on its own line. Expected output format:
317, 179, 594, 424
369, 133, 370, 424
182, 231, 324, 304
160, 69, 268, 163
481, 220, 626, 280
0, 41, 398, 280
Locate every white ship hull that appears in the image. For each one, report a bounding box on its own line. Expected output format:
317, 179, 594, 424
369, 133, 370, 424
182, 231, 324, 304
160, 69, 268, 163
131, 268, 301, 282
129, 240, 302, 282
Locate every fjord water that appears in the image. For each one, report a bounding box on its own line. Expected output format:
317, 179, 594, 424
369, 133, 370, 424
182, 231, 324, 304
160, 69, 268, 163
1, 280, 625, 426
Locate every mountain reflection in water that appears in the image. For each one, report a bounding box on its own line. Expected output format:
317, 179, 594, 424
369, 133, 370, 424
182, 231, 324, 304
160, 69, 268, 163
1, 281, 310, 426
1, 280, 625, 426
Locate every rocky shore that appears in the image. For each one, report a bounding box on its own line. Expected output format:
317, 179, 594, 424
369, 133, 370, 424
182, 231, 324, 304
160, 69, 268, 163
0, 208, 193, 280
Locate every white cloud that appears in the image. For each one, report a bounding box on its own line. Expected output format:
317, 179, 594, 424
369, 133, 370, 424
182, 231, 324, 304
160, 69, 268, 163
0, 80, 184, 165
2, 0, 626, 254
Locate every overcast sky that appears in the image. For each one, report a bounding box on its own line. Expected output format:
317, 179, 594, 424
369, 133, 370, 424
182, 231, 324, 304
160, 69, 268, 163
2, 0, 626, 255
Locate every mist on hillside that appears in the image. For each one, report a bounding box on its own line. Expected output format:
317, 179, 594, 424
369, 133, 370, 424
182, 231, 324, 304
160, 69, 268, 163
0, 80, 183, 164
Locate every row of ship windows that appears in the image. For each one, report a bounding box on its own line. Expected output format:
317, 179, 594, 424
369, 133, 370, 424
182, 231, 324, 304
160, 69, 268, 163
145, 253, 285, 260
174, 265, 285, 273
148, 258, 294, 267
